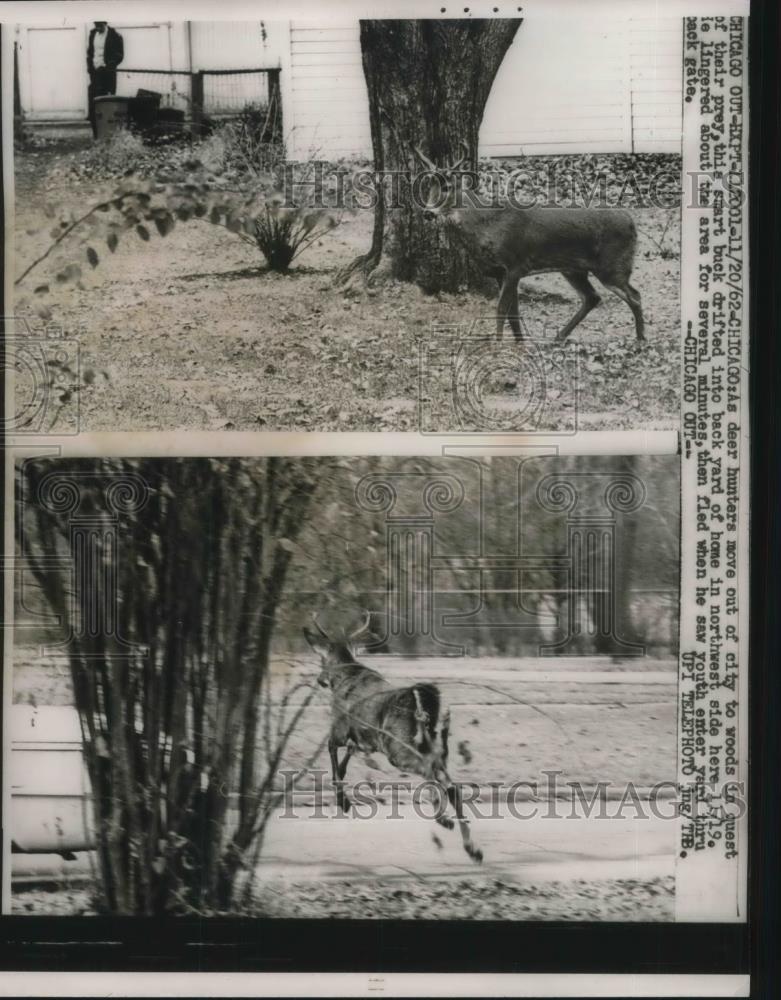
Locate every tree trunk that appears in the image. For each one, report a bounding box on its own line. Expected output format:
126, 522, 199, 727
347, 19, 521, 293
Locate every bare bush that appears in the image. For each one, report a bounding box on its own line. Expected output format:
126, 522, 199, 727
17, 457, 319, 914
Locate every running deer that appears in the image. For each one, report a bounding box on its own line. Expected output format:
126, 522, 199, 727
415, 143, 645, 344
303, 613, 483, 863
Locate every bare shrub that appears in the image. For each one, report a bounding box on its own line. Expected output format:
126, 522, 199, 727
17, 457, 320, 914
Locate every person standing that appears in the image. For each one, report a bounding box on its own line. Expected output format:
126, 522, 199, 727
87, 21, 124, 137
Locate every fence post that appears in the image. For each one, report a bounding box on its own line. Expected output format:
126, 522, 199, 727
13, 42, 21, 117
191, 70, 204, 138
13, 41, 24, 142
268, 68, 282, 140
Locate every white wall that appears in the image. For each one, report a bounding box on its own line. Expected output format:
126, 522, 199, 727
629, 18, 684, 152
17, 22, 181, 118
285, 22, 371, 159
189, 20, 286, 69
285, 18, 683, 159
190, 21, 286, 113
113, 23, 181, 108
16, 21, 287, 119
479, 20, 632, 157
17, 18, 683, 156
19, 24, 88, 118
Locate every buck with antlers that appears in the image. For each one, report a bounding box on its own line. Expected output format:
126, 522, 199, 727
303, 613, 483, 863
414, 142, 645, 344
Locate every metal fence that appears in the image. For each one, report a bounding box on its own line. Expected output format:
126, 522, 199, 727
114, 66, 281, 119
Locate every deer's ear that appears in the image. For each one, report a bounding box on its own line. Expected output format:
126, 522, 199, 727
303, 627, 331, 658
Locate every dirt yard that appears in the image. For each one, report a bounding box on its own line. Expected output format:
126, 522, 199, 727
13, 140, 681, 433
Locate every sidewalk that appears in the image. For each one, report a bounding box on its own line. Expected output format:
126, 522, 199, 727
13, 804, 675, 887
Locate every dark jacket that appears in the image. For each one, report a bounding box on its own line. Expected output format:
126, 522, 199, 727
87, 26, 124, 74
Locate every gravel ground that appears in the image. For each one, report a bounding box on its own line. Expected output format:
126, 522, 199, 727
13, 875, 674, 920
256, 875, 675, 920
13, 883, 97, 915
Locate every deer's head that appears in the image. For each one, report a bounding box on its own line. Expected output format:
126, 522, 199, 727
303, 611, 372, 688
414, 141, 470, 221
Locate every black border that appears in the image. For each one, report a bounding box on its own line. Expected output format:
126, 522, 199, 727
0, 917, 750, 974
0, 1, 778, 988
748, 0, 781, 998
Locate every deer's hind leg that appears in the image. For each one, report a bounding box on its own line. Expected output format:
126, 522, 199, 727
423, 783, 454, 831
329, 738, 354, 813
596, 271, 645, 341
427, 708, 454, 830
556, 271, 602, 343
433, 765, 482, 863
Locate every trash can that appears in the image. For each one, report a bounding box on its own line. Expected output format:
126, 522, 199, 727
93, 95, 131, 139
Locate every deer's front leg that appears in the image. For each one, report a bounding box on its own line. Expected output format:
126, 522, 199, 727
329, 738, 353, 813
337, 742, 355, 782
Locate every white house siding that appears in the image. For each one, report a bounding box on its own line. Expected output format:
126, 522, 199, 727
479, 20, 632, 157
285, 22, 372, 160
629, 18, 684, 153
285, 18, 684, 160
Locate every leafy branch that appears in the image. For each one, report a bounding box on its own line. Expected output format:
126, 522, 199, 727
15, 198, 116, 288
16, 162, 343, 314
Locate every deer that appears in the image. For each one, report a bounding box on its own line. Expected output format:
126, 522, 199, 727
414, 142, 645, 344
303, 613, 483, 863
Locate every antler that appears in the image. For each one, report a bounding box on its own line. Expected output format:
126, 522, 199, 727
311, 612, 331, 640
414, 141, 471, 173
413, 145, 437, 172
347, 609, 372, 642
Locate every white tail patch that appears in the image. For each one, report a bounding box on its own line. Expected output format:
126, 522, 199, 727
412, 688, 429, 749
